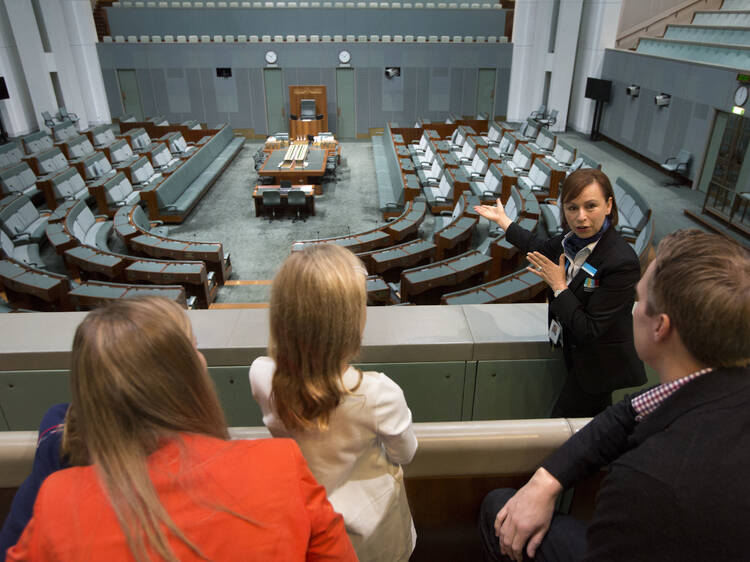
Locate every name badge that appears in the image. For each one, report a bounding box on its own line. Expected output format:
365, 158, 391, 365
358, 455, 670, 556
548, 319, 562, 346
583, 277, 600, 291
581, 262, 598, 277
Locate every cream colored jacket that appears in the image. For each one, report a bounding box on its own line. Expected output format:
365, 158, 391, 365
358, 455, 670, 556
249, 357, 418, 562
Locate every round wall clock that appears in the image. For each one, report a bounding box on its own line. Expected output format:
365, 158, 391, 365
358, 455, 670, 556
734, 85, 748, 107
338, 50, 351, 64
265, 50, 278, 65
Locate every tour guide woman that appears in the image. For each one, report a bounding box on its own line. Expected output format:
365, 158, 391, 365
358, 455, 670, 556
475, 168, 646, 417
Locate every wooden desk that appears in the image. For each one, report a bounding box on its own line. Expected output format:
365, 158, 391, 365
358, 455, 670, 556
290, 118, 326, 139
258, 148, 327, 186
253, 185, 316, 217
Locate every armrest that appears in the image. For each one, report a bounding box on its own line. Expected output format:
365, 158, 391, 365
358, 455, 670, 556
435, 196, 448, 203
94, 214, 108, 220
663, 156, 678, 165
12, 233, 31, 244
544, 198, 558, 205
439, 210, 453, 217
483, 191, 498, 198
150, 220, 164, 227
385, 202, 401, 210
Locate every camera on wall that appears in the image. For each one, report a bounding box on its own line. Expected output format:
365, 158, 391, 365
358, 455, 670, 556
654, 93, 671, 107
625, 85, 640, 97
384, 67, 401, 79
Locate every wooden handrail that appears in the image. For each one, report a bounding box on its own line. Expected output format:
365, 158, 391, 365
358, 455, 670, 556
616, 0, 722, 50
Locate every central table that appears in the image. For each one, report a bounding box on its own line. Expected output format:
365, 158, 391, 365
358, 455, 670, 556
257, 148, 327, 187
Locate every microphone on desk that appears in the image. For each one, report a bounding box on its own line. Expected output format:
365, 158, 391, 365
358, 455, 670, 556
317, 231, 320, 241
347, 226, 351, 236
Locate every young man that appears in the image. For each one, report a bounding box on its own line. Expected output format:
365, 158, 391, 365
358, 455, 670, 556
479, 229, 750, 562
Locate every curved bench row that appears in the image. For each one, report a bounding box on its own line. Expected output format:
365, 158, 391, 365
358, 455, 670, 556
114, 204, 232, 284
45, 200, 217, 308
292, 197, 427, 253
0, 257, 187, 311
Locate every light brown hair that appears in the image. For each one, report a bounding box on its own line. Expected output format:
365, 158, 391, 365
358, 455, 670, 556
647, 229, 750, 367
269, 244, 367, 431
70, 296, 228, 562
560, 168, 619, 231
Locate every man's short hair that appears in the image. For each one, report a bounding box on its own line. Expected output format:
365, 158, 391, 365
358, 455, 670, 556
648, 229, 750, 367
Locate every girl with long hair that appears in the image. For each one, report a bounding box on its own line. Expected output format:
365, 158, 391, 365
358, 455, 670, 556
7, 296, 355, 561
250, 244, 419, 562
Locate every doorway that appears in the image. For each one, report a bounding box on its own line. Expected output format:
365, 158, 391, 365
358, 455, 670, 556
697, 110, 750, 233
116, 69, 143, 121
336, 68, 356, 139
263, 68, 285, 135
476, 69, 496, 119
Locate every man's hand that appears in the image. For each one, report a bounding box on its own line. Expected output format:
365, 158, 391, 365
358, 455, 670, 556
494, 468, 563, 561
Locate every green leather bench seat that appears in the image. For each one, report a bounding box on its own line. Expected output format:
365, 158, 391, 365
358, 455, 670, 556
47, 168, 89, 205
0, 163, 40, 200
20, 131, 53, 155
0, 194, 49, 243
146, 125, 243, 221
0, 141, 24, 168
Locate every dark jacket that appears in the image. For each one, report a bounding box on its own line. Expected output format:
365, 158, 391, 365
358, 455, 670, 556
542, 366, 750, 561
506, 222, 646, 393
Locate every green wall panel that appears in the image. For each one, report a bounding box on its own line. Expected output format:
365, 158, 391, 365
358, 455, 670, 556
473, 359, 567, 420
208, 366, 262, 427
0, 371, 71, 431
356, 362, 468, 422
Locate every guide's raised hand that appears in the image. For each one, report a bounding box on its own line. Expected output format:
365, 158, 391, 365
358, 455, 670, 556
474, 198, 512, 231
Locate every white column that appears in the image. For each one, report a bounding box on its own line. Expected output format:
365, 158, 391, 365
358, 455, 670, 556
59, 0, 111, 126
0, 1, 37, 135
547, 0, 584, 132
507, 0, 584, 132
506, 0, 552, 123
3, 0, 58, 131
567, 0, 623, 134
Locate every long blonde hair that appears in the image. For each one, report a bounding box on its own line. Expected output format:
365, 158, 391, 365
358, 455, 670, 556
70, 296, 228, 562
270, 244, 367, 431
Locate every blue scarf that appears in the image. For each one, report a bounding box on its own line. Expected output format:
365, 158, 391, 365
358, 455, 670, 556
563, 217, 610, 257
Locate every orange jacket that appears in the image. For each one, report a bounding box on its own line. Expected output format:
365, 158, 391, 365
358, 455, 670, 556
7, 434, 357, 561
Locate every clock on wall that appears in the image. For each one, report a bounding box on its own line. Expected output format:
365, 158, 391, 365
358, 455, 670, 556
734, 85, 748, 107
338, 50, 351, 65
265, 50, 278, 65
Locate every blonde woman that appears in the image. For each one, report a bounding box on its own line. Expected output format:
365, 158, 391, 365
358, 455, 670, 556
250, 244, 418, 562
8, 296, 355, 562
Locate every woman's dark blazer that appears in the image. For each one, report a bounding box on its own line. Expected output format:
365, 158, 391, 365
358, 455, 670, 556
506, 222, 647, 394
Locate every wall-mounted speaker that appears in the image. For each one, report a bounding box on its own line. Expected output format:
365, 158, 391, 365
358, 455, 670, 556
584, 77, 611, 102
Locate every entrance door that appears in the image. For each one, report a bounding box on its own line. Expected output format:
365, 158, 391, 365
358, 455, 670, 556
476, 68, 496, 118
697, 110, 750, 221
263, 68, 285, 135
117, 69, 143, 121
336, 68, 356, 139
